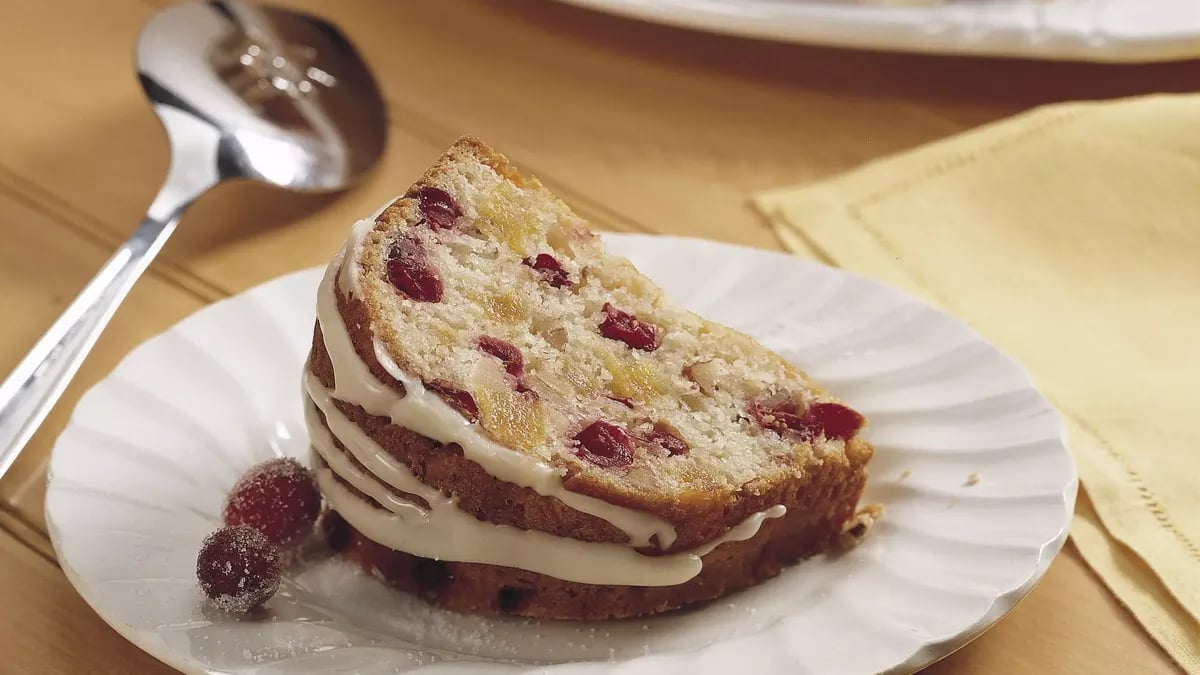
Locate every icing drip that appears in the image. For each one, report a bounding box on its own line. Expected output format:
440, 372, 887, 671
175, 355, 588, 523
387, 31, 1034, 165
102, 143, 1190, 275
306, 376, 786, 586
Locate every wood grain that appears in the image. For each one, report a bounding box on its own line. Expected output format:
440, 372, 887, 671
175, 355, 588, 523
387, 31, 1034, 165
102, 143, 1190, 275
0, 186, 207, 530
927, 544, 1178, 675
0, 0, 1188, 672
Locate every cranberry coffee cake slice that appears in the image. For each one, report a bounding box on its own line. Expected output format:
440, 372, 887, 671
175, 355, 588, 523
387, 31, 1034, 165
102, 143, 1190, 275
304, 137, 873, 619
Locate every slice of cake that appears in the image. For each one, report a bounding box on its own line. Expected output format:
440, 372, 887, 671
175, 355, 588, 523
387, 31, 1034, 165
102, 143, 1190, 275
304, 137, 873, 620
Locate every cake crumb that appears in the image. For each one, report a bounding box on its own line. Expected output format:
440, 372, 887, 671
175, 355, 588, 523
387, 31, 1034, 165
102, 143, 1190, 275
899, 469, 911, 480
838, 503, 884, 550
965, 472, 981, 487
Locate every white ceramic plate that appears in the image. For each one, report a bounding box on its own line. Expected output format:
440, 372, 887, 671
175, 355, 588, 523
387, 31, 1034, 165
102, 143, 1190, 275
555, 0, 1200, 63
47, 234, 1076, 675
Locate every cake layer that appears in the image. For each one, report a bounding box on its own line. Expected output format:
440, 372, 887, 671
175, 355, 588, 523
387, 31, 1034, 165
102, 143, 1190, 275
322, 454, 866, 620
305, 378, 789, 586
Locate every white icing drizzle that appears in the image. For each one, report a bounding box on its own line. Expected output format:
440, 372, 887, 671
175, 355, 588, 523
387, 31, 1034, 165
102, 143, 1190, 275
690, 504, 788, 557
305, 377, 787, 586
316, 226, 680, 549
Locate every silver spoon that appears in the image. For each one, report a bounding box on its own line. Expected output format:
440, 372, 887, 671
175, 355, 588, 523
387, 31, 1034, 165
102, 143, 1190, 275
0, 1, 386, 479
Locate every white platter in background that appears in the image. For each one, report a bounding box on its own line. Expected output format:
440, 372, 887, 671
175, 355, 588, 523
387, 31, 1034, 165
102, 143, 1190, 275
555, 0, 1200, 63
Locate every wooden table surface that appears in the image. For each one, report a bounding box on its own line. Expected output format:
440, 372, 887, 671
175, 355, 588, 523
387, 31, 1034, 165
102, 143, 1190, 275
0, 1, 1192, 672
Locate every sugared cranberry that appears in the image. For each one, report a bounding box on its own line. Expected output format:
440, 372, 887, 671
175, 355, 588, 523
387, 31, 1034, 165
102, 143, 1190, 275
750, 399, 863, 442
427, 379, 480, 422
386, 236, 443, 303
477, 336, 525, 379
598, 303, 659, 351
573, 420, 635, 468
196, 525, 281, 614
223, 458, 321, 545
641, 423, 689, 456
805, 402, 864, 441
523, 254, 572, 288
417, 186, 461, 230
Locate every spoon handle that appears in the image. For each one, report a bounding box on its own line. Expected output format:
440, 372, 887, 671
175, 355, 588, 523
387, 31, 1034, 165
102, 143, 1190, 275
0, 198, 192, 480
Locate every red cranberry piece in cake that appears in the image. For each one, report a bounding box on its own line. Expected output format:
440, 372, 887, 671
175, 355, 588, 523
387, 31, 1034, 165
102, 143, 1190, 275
427, 379, 480, 422
497, 586, 534, 613
386, 236, 443, 303
749, 399, 808, 436
642, 423, 689, 456
573, 420, 635, 468
523, 253, 572, 288
412, 557, 452, 590
196, 525, 281, 614
598, 303, 660, 352
750, 399, 863, 442
477, 336, 525, 379
417, 186, 462, 230
804, 402, 864, 441
223, 458, 321, 545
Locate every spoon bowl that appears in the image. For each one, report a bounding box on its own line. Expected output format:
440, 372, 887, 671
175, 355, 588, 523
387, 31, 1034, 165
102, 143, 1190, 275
0, 1, 386, 479
138, 1, 386, 193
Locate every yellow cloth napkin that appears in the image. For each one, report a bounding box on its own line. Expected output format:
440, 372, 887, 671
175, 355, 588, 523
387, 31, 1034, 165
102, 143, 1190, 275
754, 94, 1200, 672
